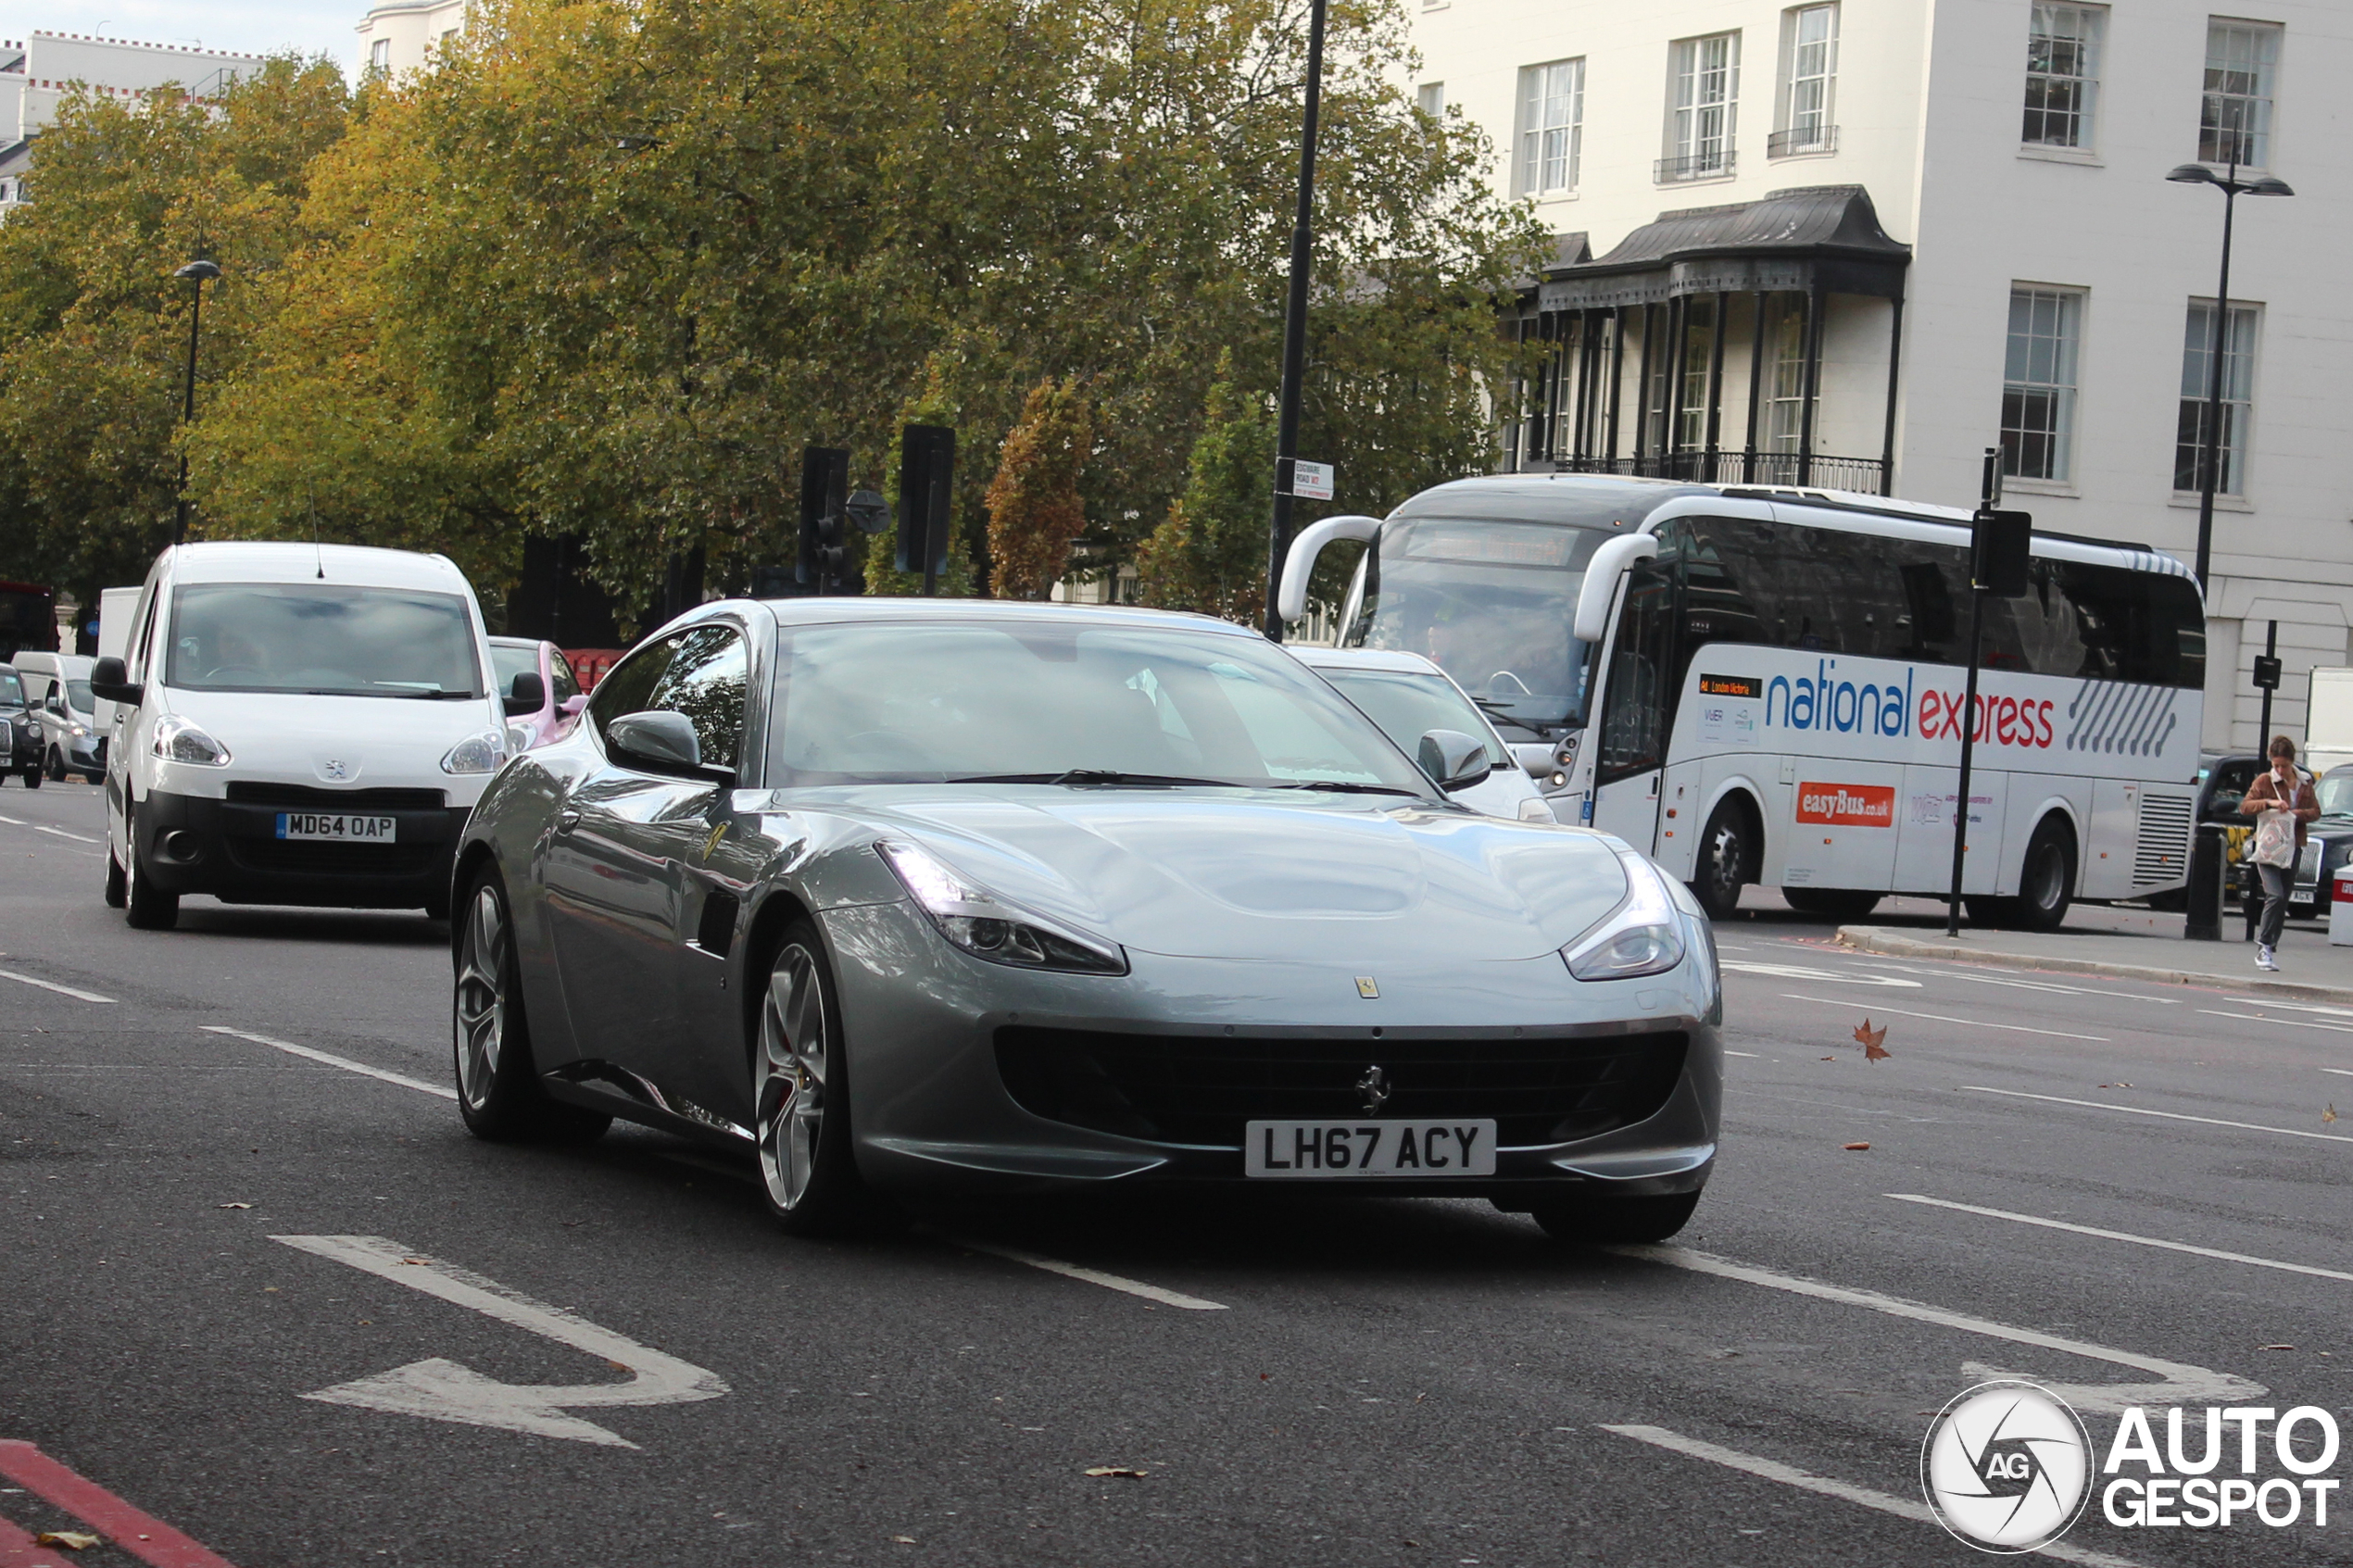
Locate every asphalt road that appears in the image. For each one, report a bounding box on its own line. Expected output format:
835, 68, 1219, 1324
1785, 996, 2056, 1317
5, 775, 2352, 1567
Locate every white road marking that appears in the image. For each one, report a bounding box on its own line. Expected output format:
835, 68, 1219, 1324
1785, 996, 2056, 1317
2227, 997, 2353, 1020
31, 824, 95, 844
1963, 1085, 2353, 1147
1724, 1049, 1761, 1058
946, 1236, 1228, 1311
1778, 996, 2108, 1041
1889, 1193, 2353, 1286
2201, 1009, 2353, 1036
272, 1234, 728, 1448
0, 814, 21, 824
1723, 961, 1919, 987
1601, 1424, 2146, 1568
2324, 1068, 2353, 1079
0, 969, 114, 1004
201, 1025, 454, 1100
1918, 969, 2183, 1004
1608, 1244, 2262, 1411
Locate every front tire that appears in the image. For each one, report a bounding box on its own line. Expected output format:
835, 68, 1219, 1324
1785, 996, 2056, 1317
1781, 887, 1882, 922
1689, 798, 1755, 922
122, 809, 178, 931
452, 872, 610, 1143
754, 922, 887, 1236
1969, 817, 2076, 932
44, 746, 66, 783
1528, 1189, 1702, 1246
21, 765, 40, 789
103, 848, 126, 908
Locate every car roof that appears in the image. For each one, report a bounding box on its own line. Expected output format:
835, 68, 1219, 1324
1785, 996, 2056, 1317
167, 542, 472, 594
700, 596, 1256, 637
1289, 646, 1447, 676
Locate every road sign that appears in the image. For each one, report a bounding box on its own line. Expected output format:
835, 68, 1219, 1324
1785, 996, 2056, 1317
1290, 459, 1334, 501
2252, 654, 2283, 691
274, 1234, 728, 1448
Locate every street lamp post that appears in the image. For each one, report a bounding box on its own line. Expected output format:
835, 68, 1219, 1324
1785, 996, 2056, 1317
170, 258, 222, 546
1259, 0, 1329, 642
2164, 157, 2292, 591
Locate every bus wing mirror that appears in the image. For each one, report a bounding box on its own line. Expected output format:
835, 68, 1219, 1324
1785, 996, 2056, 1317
1572, 534, 1661, 645
1277, 515, 1383, 626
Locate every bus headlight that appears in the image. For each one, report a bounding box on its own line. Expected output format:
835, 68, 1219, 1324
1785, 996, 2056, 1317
1562, 849, 1686, 982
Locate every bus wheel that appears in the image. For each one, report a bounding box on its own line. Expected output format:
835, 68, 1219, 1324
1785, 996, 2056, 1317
1690, 798, 1754, 922
1781, 887, 1881, 922
1970, 817, 2076, 932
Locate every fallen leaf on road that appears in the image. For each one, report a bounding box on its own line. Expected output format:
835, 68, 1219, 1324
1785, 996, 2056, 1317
217, 1202, 251, 1210
2326, 1104, 2339, 1124
1819, 1056, 1836, 1061
1842, 1142, 1871, 1151
36, 1532, 99, 1550
400, 1257, 430, 1265
889, 1536, 916, 1545
1853, 1019, 1889, 1062
2261, 1344, 2296, 1350
1084, 1466, 1147, 1479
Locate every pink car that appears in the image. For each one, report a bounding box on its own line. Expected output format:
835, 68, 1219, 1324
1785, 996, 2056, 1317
488, 636, 587, 751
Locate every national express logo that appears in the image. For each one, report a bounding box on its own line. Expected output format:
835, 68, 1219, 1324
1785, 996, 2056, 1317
1742, 661, 2058, 750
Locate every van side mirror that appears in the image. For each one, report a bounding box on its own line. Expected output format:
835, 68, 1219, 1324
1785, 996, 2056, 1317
90, 656, 142, 708
504, 671, 546, 716
606, 709, 735, 784
1418, 728, 1491, 793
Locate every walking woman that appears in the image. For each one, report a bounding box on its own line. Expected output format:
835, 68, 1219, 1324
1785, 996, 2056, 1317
2241, 734, 2321, 971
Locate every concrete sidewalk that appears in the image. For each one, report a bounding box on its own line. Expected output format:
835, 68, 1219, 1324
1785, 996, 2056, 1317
1836, 917, 2353, 1005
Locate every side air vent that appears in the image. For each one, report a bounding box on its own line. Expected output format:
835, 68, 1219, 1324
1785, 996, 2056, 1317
2133, 793, 2194, 889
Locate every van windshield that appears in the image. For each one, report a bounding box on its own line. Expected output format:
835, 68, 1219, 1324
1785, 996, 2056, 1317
166, 584, 484, 699
0, 671, 19, 705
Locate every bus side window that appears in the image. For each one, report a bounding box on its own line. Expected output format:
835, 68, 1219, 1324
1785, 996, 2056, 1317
1597, 562, 1676, 784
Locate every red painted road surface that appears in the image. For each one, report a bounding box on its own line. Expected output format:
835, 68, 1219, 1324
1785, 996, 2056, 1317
0, 1444, 239, 1568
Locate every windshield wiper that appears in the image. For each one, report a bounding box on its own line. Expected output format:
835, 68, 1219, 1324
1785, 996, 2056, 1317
951, 769, 1236, 788
1261, 781, 1421, 796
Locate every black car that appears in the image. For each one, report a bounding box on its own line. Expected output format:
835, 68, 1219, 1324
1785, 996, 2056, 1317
0, 662, 41, 787
2289, 765, 2353, 921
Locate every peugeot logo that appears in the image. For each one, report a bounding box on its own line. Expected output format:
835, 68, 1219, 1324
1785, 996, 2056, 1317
1356, 1065, 1391, 1115
321, 759, 350, 781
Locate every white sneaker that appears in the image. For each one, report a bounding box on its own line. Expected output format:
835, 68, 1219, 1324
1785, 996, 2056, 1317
2257, 946, 2279, 971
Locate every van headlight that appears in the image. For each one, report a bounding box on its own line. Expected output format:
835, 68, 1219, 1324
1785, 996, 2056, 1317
876, 839, 1127, 975
1562, 848, 1687, 981
153, 715, 232, 767
439, 731, 510, 775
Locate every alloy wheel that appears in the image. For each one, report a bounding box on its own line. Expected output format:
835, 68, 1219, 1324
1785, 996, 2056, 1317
454, 884, 508, 1109
757, 944, 828, 1212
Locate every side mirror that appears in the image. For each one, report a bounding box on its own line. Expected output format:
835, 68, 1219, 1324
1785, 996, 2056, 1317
606, 709, 734, 784
1571, 533, 1661, 645
90, 656, 143, 708
504, 671, 547, 716
1510, 742, 1557, 780
1276, 514, 1383, 625
1417, 728, 1491, 794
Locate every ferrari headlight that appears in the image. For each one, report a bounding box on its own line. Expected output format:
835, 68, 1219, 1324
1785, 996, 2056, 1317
876, 839, 1127, 975
440, 731, 510, 775
1562, 847, 1687, 982
153, 715, 231, 767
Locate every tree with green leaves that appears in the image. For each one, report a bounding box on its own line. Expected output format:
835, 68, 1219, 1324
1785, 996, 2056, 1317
1136, 354, 1277, 622
985, 377, 1094, 601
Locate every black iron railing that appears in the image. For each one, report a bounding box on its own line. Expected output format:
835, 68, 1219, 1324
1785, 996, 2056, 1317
1529, 450, 1889, 494
1655, 150, 1735, 183
1768, 124, 1838, 158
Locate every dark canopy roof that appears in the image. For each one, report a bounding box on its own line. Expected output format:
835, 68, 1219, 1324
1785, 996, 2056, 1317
1534, 185, 1909, 311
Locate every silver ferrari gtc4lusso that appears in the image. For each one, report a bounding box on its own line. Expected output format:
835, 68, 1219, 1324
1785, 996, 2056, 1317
448, 599, 1722, 1241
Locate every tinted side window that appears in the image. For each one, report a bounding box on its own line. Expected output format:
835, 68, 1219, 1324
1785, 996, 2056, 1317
549, 648, 583, 702
1597, 562, 1675, 785
586, 636, 680, 736
648, 626, 748, 770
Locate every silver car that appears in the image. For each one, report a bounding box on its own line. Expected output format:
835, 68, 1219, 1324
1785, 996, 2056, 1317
448, 599, 1722, 1243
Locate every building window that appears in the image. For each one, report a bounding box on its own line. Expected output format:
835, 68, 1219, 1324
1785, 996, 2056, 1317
2200, 19, 2280, 169
1416, 82, 1445, 121
1676, 298, 1716, 450
2002, 286, 2082, 483
1516, 59, 1583, 197
2023, 3, 2104, 148
1774, 5, 1838, 157
2175, 300, 2258, 495
1665, 33, 1739, 181
1766, 301, 1807, 452
369, 37, 391, 71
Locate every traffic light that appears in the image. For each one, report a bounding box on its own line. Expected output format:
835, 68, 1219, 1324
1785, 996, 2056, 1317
798, 445, 850, 595
897, 424, 956, 591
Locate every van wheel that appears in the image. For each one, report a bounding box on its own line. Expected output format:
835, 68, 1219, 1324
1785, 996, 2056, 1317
1689, 798, 1754, 922
44, 747, 65, 783
123, 809, 179, 931
104, 848, 127, 909
1781, 888, 1882, 922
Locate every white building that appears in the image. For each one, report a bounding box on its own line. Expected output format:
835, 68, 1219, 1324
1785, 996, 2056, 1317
1414, 0, 2353, 752
354, 0, 468, 79
0, 32, 261, 217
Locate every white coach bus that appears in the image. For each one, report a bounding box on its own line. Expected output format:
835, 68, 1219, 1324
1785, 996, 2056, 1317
1279, 474, 2203, 930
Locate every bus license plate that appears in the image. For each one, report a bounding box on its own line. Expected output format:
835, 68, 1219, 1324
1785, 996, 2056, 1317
1245, 1120, 1497, 1178
275, 811, 397, 843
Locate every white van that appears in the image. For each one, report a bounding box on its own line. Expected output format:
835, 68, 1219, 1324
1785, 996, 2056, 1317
14, 651, 102, 782
93, 544, 526, 929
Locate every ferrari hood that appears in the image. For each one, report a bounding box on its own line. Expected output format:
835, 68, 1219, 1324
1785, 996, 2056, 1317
828, 787, 1631, 963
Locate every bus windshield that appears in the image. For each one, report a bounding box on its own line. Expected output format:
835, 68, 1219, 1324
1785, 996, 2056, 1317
1349, 518, 1602, 735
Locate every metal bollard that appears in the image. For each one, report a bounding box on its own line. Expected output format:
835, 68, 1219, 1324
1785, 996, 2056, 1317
2185, 822, 2225, 941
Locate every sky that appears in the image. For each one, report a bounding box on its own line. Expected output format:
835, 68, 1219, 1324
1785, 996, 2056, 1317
1, 0, 354, 67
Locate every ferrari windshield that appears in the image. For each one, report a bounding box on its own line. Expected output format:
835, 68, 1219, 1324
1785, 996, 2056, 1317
768, 620, 1433, 795
166, 584, 484, 698
1349, 517, 1602, 734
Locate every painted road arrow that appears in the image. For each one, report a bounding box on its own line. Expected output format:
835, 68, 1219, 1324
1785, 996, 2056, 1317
273, 1235, 728, 1448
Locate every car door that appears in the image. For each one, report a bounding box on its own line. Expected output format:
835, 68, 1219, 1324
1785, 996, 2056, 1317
1590, 559, 1678, 852
541, 624, 747, 1096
